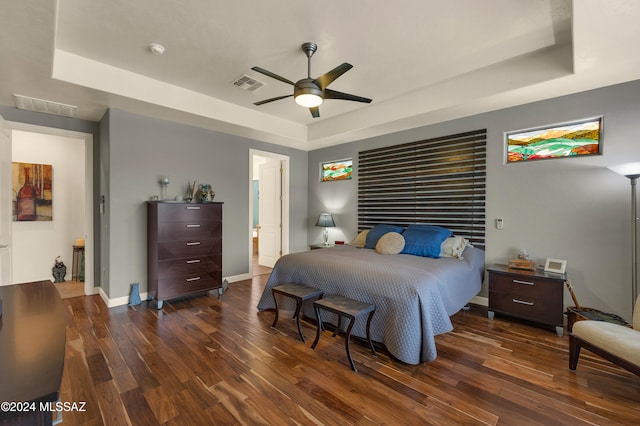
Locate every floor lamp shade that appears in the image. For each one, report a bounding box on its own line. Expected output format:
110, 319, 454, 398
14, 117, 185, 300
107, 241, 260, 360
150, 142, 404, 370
608, 162, 640, 314
315, 213, 335, 246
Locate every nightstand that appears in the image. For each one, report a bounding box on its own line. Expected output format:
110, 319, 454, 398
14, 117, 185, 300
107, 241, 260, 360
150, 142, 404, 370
487, 264, 566, 336
309, 243, 335, 250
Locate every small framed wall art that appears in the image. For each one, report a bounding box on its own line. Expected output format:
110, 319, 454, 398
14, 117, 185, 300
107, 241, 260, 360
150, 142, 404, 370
12, 162, 53, 221
320, 158, 352, 182
506, 117, 602, 163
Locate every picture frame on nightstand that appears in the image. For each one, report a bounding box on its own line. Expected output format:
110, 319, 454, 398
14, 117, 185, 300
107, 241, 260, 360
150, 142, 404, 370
544, 258, 567, 274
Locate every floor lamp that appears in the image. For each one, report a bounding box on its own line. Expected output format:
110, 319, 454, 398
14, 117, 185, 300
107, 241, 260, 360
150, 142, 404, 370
608, 162, 640, 314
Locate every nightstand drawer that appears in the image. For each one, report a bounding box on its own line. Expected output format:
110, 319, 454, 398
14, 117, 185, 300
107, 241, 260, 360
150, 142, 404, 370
489, 273, 559, 299
489, 291, 563, 325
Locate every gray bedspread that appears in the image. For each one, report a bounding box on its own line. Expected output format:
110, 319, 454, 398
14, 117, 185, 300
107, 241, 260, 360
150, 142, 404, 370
257, 245, 485, 364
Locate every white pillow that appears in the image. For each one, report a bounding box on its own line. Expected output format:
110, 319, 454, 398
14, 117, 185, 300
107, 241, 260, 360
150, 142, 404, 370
348, 230, 369, 248
376, 232, 405, 255
439, 236, 470, 259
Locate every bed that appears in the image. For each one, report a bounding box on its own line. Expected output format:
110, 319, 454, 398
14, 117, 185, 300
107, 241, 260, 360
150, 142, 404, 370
257, 240, 485, 365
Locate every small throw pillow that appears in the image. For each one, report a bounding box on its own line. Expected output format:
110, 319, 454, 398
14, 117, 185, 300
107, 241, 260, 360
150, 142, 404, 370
376, 232, 405, 255
401, 225, 452, 258
634, 294, 640, 330
440, 236, 470, 259
348, 230, 369, 248
365, 224, 405, 249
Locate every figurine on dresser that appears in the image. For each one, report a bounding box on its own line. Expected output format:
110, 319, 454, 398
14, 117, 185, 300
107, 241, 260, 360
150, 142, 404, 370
198, 184, 215, 202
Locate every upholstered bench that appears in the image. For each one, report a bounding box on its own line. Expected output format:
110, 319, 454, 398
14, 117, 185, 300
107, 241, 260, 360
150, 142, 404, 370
569, 296, 640, 376
271, 283, 323, 343
311, 295, 376, 372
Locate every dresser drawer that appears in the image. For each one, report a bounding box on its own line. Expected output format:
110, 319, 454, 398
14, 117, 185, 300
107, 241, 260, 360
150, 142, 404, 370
157, 203, 221, 222
489, 272, 558, 299
489, 291, 563, 325
158, 221, 222, 241
158, 256, 222, 277
157, 238, 221, 260
157, 273, 221, 300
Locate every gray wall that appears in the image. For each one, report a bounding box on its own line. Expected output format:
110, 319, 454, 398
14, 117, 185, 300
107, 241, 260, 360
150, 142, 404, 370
102, 109, 308, 299
308, 79, 640, 321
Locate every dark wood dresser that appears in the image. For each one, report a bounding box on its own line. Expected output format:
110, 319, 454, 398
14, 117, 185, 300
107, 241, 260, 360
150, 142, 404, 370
147, 201, 223, 309
487, 264, 566, 336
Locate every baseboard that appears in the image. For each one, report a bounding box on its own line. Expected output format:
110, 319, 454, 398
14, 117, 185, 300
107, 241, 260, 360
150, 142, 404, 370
224, 273, 251, 283
470, 295, 488, 307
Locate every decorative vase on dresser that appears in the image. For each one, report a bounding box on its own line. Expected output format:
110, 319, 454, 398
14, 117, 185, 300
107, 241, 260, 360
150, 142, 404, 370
147, 201, 223, 309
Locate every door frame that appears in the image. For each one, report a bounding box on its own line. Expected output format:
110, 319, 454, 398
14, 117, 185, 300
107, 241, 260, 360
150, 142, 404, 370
6, 121, 95, 295
249, 149, 289, 277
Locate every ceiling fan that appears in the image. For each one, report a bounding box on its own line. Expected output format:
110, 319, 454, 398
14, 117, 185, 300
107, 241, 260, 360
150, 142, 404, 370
252, 42, 372, 118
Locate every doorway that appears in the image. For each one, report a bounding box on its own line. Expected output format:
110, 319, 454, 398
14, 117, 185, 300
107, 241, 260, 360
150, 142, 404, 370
0, 119, 94, 296
249, 149, 289, 277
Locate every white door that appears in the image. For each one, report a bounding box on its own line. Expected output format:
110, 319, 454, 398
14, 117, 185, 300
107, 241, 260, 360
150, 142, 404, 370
0, 115, 12, 285
258, 159, 282, 268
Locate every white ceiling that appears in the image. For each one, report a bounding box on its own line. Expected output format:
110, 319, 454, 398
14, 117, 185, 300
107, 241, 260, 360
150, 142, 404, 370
1, 0, 639, 151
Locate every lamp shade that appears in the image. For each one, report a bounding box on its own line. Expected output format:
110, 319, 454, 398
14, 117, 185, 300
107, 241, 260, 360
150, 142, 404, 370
315, 213, 335, 228
608, 162, 640, 179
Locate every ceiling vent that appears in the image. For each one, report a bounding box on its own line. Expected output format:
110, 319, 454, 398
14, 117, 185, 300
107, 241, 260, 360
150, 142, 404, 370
14, 94, 77, 118
231, 74, 265, 92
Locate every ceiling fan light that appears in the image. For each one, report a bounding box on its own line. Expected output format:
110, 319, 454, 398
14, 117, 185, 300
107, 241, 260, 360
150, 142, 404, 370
295, 93, 323, 108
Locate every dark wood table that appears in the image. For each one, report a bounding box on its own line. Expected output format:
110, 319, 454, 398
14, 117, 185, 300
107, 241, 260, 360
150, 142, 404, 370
0, 280, 66, 426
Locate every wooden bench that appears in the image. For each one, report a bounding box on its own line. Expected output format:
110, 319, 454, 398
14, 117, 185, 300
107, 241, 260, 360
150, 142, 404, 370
311, 295, 376, 372
271, 283, 323, 343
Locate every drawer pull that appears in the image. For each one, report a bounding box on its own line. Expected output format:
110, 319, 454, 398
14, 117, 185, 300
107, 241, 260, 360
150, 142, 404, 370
186, 206, 201, 210
186, 277, 201, 282
186, 259, 201, 264
513, 279, 535, 286
186, 241, 201, 246
186, 224, 201, 228
512, 298, 534, 306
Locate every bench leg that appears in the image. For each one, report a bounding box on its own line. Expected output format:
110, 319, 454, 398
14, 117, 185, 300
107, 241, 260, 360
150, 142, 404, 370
311, 304, 322, 350
366, 310, 377, 357
293, 298, 306, 343
271, 290, 280, 328
344, 316, 357, 371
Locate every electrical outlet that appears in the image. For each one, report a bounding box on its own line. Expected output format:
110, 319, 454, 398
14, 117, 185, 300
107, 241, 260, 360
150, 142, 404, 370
496, 218, 504, 229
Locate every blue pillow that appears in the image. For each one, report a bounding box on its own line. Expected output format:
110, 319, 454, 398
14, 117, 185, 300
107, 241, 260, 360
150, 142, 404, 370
401, 225, 452, 258
364, 224, 405, 249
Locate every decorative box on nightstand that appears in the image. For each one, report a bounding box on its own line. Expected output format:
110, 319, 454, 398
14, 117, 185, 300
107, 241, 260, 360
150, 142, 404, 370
487, 264, 566, 336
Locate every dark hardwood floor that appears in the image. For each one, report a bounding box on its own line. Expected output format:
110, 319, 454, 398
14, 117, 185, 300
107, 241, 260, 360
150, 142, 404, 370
58, 274, 640, 425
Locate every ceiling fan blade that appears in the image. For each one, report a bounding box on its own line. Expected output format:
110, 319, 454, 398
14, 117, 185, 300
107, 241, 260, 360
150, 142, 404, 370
253, 94, 293, 106
310, 107, 320, 118
251, 66, 295, 86
324, 89, 372, 103
314, 63, 353, 90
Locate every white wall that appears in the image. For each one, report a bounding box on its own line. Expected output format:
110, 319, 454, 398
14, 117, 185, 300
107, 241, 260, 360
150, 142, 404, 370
12, 130, 85, 282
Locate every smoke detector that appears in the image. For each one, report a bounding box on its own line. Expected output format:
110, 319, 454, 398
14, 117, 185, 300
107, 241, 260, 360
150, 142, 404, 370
149, 43, 165, 55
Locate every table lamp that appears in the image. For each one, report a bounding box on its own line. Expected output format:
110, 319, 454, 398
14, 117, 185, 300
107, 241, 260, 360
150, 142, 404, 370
315, 213, 336, 246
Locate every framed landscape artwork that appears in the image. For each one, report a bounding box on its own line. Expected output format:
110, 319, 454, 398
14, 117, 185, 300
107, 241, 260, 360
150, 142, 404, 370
12, 162, 53, 221
321, 158, 353, 182
506, 117, 602, 163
